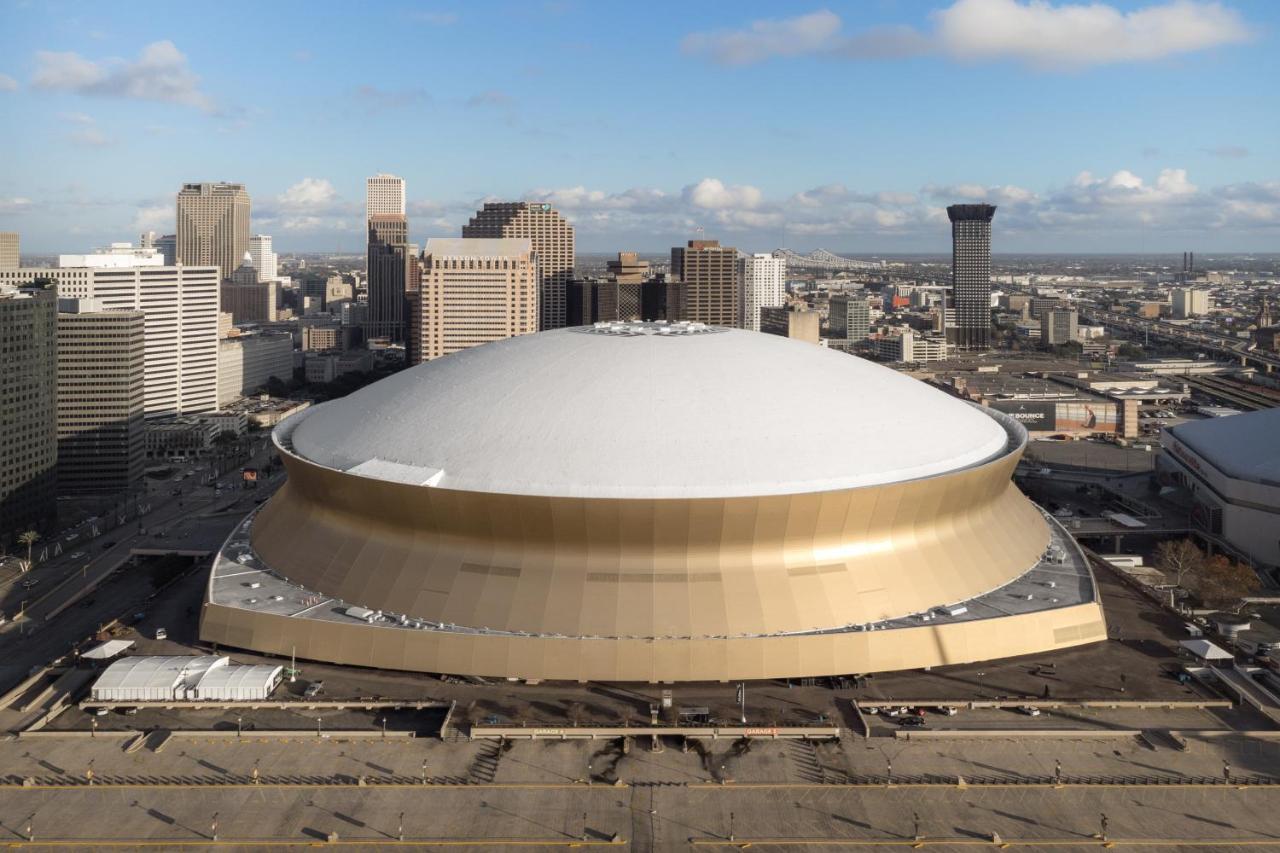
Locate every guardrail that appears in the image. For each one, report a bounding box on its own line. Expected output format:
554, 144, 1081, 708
470, 725, 840, 741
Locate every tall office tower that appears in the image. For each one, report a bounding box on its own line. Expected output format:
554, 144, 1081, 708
0, 283, 57, 539
670, 239, 738, 326
248, 234, 278, 281
463, 202, 575, 330
947, 204, 996, 351
828, 294, 871, 342
1039, 306, 1079, 347
367, 173, 406, 216
0, 232, 19, 269
407, 238, 537, 364
56, 299, 146, 494
1, 256, 220, 417
176, 182, 251, 282
739, 253, 787, 331
366, 173, 409, 342
155, 234, 177, 265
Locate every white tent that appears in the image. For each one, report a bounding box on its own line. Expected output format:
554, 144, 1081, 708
82, 639, 134, 661
90, 656, 282, 703
1180, 638, 1233, 662
193, 664, 283, 701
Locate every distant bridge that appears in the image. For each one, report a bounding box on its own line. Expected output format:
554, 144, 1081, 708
773, 248, 885, 271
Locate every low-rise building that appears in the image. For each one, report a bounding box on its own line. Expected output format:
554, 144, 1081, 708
868, 329, 949, 364
760, 305, 819, 344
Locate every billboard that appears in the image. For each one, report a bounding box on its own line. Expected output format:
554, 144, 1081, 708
991, 400, 1056, 431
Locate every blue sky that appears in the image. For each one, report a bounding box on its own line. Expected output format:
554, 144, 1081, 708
1, 0, 1277, 253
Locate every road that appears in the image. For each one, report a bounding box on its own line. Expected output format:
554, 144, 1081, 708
0, 437, 285, 694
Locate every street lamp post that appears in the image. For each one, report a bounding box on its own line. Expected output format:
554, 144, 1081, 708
421, 759, 428, 785
316, 717, 322, 737
886, 759, 892, 786
1099, 813, 1109, 841
237, 715, 243, 737
211, 811, 218, 842
1054, 759, 1062, 786
728, 811, 735, 842
1224, 760, 1231, 783
381, 716, 386, 738
398, 811, 404, 842
913, 811, 921, 841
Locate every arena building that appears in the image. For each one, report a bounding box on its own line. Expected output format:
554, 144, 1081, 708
200, 321, 1106, 682
1159, 407, 1280, 576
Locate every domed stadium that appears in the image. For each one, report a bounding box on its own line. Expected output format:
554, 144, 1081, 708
201, 322, 1106, 682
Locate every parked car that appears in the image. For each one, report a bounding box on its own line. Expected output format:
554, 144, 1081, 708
21, 578, 39, 589
885, 706, 909, 717
936, 706, 959, 716
304, 681, 324, 698
1017, 705, 1042, 717
898, 716, 927, 728
154, 628, 167, 640
69, 551, 86, 560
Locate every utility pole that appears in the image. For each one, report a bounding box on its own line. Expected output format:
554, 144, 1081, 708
736, 682, 746, 724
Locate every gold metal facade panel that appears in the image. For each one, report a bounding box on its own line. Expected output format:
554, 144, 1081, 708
249, 446, 1049, 643
200, 600, 1107, 682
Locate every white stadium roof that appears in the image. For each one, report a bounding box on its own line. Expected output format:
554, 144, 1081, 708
285, 324, 1012, 499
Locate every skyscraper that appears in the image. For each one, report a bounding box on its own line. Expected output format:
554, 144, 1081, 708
1, 255, 220, 417
947, 204, 996, 350
463, 202, 574, 331
366, 174, 409, 342
406, 237, 537, 363
367, 173, 406, 216
176, 182, 251, 282
0, 282, 57, 539
56, 299, 146, 494
248, 234, 277, 281
828, 294, 871, 342
670, 239, 738, 327
739, 253, 787, 331
0, 232, 19, 269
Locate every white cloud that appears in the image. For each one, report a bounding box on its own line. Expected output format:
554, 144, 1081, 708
683, 178, 763, 210
32, 40, 214, 111
0, 197, 34, 215
59, 112, 113, 147
277, 178, 338, 211
0, 73, 18, 92
681, 10, 842, 65
131, 203, 171, 233
683, 1, 1251, 69
934, 0, 1251, 69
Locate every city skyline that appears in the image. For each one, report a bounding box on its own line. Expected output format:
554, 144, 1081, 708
0, 0, 1277, 254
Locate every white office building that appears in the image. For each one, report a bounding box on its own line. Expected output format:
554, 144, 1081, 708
1172, 288, 1212, 319
738, 253, 787, 332
217, 332, 294, 407
248, 234, 278, 281
1, 254, 221, 417
869, 329, 950, 364
367, 173, 406, 217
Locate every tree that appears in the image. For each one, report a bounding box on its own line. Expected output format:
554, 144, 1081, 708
1154, 539, 1205, 588
17, 529, 40, 574
1116, 342, 1145, 359
1187, 555, 1261, 613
